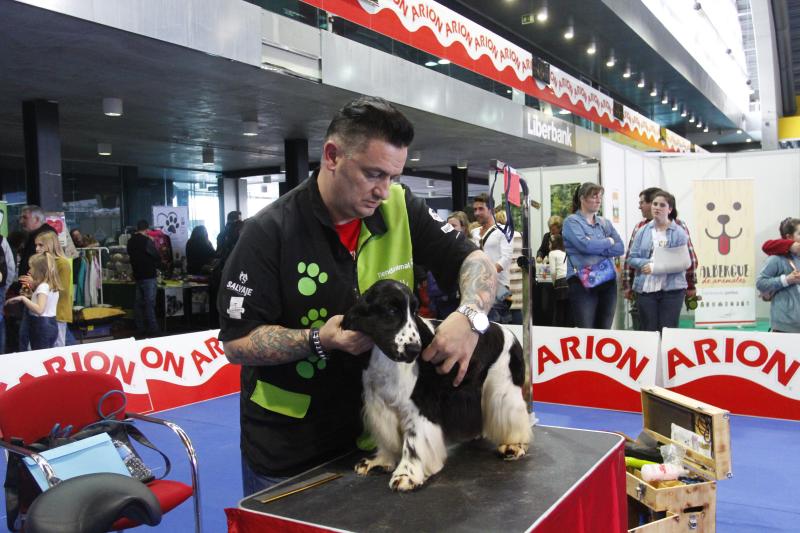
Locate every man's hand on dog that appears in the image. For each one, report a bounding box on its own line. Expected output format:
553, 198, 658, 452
421, 313, 478, 387
320, 315, 375, 354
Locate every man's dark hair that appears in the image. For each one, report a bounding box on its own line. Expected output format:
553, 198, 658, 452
226, 210, 241, 223
473, 193, 489, 205
325, 96, 414, 154
640, 187, 662, 203
651, 190, 678, 220
136, 220, 150, 231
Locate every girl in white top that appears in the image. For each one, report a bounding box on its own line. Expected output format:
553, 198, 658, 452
7, 252, 61, 350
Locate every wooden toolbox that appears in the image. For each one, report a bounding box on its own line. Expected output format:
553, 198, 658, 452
627, 386, 732, 532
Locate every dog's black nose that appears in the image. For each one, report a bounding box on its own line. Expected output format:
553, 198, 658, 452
405, 342, 421, 359
717, 214, 730, 224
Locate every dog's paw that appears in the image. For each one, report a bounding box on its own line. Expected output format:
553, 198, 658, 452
498, 443, 528, 461
389, 473, 422, 492
354, 457, 394, 476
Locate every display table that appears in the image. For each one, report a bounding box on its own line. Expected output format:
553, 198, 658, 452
102, 280, 211, 332
228, 426, 626, 533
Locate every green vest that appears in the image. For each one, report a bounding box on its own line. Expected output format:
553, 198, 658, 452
356, 183, 414, 292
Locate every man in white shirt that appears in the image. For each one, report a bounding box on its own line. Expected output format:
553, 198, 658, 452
470, 194, 513, 322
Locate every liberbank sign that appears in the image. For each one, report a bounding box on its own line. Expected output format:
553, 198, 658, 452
523, 108, 575, 151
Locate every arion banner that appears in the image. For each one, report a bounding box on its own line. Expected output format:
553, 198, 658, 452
0, 330, 239, 413
692, 179, 756, 326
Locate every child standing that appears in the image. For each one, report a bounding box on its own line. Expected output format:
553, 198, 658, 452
6, 252, 61, 350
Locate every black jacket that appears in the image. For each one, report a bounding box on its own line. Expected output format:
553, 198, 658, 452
126, 233, 160, 280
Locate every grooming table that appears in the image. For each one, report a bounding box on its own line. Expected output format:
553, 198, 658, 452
228, 425, 626, 533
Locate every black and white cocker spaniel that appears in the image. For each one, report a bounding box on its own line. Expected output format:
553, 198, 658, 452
342, 279, 532, 492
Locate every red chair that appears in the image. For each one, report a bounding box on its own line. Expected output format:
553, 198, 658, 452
0, 371, 201, 532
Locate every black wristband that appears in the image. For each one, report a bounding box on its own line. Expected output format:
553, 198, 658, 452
308, 327, 328, 360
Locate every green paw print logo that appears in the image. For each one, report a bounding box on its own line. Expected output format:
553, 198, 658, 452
297, 262, 328, 296
296, 355, 327, 379
300, 308, 328, 328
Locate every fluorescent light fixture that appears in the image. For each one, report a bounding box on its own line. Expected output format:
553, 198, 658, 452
97, 143, 112, 156
437, 58, 451, 65
243, 121, 259, 136
563, 26, 574, 40
586, 42, 596, 55
102, 97, 123, 117
712, 140, 718, 145
746, 138, 752, 143
410, 151, 421, 162
558, 109, 571, 115
424, 60, 437, 67
736, 129, 743, 134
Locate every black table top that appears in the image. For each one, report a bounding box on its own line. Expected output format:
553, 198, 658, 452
240, 425, 623, 532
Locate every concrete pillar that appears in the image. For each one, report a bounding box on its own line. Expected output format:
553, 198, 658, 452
22, 100, 63, 211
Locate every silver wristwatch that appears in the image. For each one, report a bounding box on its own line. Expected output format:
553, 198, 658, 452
457, 305, 490, 334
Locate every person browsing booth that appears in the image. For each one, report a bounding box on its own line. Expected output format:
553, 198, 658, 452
217, 96, 496, 495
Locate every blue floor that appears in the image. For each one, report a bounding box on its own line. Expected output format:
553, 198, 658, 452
3, 395, 798, 532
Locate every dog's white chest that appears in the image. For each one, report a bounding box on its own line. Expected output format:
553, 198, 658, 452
363, 347, 418, 407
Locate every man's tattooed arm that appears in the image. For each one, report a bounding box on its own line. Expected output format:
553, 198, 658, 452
223, 325, 309, 365
458, 250, 496, 312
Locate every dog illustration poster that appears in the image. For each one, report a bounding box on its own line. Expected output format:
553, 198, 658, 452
692, 179, 755, 326
152, 206, 189, 263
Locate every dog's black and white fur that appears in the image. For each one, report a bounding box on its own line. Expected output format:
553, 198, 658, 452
342, 279, 532, 492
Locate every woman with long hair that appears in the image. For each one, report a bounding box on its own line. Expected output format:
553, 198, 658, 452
33, 231, 73, 346
627, 190, 690, 332
186, 225, 216, 275
561, 182, 624, 329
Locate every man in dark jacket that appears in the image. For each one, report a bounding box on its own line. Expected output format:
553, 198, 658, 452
127, 220, 161, 337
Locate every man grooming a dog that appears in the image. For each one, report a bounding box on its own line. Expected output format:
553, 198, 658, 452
218, 96, 496, 495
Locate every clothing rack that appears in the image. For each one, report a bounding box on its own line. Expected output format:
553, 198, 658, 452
75, 247, 108, 306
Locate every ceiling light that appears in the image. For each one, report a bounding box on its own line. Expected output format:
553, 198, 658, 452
637, 77, 645, 88
606, 55, 616, 68
746, 138, 752, 143
623, 66, 631, 79
243, 121, 259, 136
97, 143, 112, 156
696, 121, 702, 128
680, 108, 687, 117
437, 58, 451, 65
586, 42, 596, 55
426, 179, 435, 188
712, 140, 718, 146
457, 159, 468, 170
424, 60, 437, 67
558, 109, 571, 115
410, 151, 421, 162
671, 101, 678, 111
736, 128, 743, 134
689, 115, 695, 123
536, 4, 548, 22
703, 125, 709, 132
650, 86, 657, 97
661, 94, 669, 105
102, 97, 123, 117
202, 146, 214, 165
563, 26, 574, 40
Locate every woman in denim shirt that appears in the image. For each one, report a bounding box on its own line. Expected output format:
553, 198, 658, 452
563, 182, 624, 329
756, 218, 800, 333
628, 191, 689, 332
